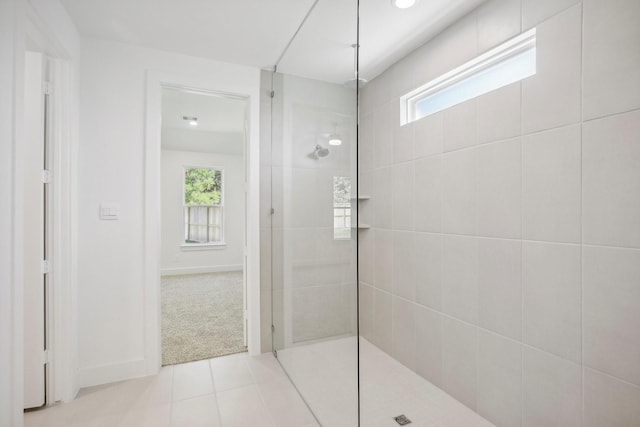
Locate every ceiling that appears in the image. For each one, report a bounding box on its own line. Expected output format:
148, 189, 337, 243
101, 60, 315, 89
61, 0, 483, 84
161, 88, 246, 155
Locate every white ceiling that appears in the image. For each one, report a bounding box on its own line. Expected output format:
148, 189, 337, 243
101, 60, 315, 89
61, 0, 483, 84
161, 88, 246, 155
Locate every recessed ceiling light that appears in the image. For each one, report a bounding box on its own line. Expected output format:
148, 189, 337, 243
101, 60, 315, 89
328, 134, 342, 146
392, 0, 416, 9
183, 116, 198, 126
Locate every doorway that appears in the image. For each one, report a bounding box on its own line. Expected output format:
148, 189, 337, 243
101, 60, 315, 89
159, 87, 248, 365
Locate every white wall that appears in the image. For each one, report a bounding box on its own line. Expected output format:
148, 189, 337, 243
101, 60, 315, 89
77, 37, 260, 387
161, 149, 244, 274
359, 0, 640, 425
0, 2, 26, 424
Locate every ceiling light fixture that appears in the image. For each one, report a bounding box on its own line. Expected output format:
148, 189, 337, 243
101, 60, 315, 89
392, 0, 416, 9
183, 116, 198, 126
328, 125, 342, 146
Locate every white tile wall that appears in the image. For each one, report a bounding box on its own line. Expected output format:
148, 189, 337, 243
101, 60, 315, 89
523, 347, 582, 427
478, 238, 522, 340
583, 245, 640, 386
442, 317, 478, 410
583, 110, 640, 248
582, 0, 640, 121
393, 231, 416, 300
523, 124, 581, 243
523, 242, 581, 363
414, 233, 442, 310
477, 330, 522, 427
583, 368, 640, 427
414, 156, 442, 232
476, 138, 522, 239
442, 148, 476, 235
442, 235, 479, 324
358, 0, 640, 425
522, 4, 582, 134
476, 0, 522, 52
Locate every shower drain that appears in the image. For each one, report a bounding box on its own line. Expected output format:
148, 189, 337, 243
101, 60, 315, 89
394, 414, 412, 425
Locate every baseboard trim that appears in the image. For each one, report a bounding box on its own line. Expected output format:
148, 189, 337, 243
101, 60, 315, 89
160, 264, 243, 276
78, 359, 147, 388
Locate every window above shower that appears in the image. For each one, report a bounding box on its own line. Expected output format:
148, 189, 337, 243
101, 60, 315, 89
400, 28, 537, 126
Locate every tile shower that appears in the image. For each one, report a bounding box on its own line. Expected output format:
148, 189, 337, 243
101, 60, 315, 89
265, 0, 640, 426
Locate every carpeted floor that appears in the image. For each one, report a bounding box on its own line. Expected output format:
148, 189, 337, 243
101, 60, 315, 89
161, 271, 246, 366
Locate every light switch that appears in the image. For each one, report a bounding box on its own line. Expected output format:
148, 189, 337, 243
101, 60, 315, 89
99, 203, 120, 220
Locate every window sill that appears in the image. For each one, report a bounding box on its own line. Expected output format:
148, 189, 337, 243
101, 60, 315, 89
180, 243, 227, 251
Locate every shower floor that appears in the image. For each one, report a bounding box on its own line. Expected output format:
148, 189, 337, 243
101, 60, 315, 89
277, 337, 495, 427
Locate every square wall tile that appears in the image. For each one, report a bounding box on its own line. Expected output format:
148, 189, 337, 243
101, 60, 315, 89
477, 83, 521, 145
414, 232, 442, 310
414, 112, 443, 158
583, 0, 640, 120
523, 124, 581, 243
443, 99, 477, 152
522, 0, 580, 29
415, 306, 443, 387
523, 241, 581, 363
443, 235, 478, 324
584, 368, 640, 427
476, 0, 522, 52
583, 110, 640, 248
391, 162, 415, 230
393, 231, 415, 300
374, 102, 393, 168
478, 238, 522, 340
392, 297, 417, 371
443, 317, 478, 410
523, 347, 582, 427
373, 167, 392, 229
373, 289, 393, 355
584, 245, 640, 386
477, 330, 523, 427
522, 4, 582, 134
374, 229, 393, 293
443, 148, 476, 235
477, 138, 522, 239
414, 156, 442, 233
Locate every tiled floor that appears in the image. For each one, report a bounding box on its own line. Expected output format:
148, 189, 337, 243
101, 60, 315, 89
25, 338, 494, 427
278, 337, 495, 427
24, 352, 319, 427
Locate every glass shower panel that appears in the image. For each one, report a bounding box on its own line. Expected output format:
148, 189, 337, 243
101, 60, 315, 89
270, 1, 359, 426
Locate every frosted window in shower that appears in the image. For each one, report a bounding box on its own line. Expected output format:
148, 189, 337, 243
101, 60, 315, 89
401, 28, 536, 125
333, 176, 352, 240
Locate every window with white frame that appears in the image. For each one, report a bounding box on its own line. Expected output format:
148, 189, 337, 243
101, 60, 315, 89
401, 28, 537, 125
183, 167, 224, 245
333, 176, 352, 240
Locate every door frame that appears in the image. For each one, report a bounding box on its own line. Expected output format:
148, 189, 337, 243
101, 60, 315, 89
144, 71, 261, 374
22, 1, 79, 407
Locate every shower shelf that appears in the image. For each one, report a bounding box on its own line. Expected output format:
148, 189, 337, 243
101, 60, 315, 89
354, 224, 371, 229
354, 195, 371, 200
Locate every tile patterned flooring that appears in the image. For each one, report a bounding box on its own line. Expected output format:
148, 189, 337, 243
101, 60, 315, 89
25, 338, 493, 427
24, 352, 318, 427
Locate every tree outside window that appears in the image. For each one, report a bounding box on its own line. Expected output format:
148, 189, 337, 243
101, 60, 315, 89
184, 167, 224, 244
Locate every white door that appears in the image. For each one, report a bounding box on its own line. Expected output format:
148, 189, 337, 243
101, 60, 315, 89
23, 51, 47, 409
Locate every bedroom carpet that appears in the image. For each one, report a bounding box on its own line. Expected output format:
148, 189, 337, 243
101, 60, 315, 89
161, 271, 246, 365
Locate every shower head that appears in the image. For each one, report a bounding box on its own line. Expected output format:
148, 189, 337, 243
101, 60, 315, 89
314, 144, 330, 158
